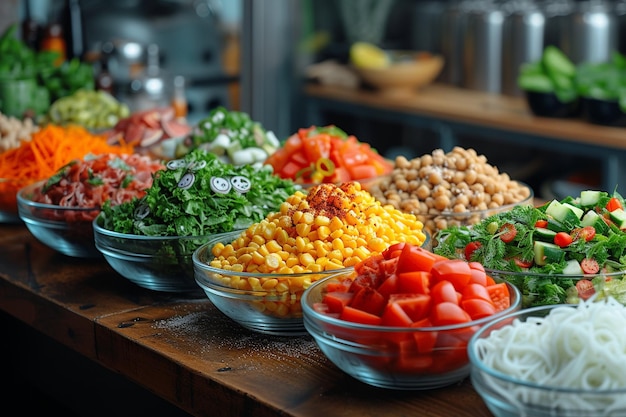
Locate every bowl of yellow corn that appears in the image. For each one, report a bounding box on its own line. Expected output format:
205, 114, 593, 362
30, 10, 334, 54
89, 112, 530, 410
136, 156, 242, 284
192, 182, 429, 335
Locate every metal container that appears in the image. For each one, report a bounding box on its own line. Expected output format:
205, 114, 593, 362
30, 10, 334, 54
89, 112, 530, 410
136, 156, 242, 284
541, 0, 574, 48
616, 0, 626, 55
561, 0, 618, 64
410, 1, 446, 55
463, 1, 505, 93
441, 0, 478, 87
501, 1, 546, 96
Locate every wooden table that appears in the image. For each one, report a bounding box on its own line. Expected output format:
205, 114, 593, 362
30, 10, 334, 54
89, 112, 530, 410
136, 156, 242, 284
302, 83, 626, 193
0, 223, 493, 417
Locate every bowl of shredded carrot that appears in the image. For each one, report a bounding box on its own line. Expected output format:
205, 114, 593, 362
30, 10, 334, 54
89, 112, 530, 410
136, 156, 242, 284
0, 124, 136, 223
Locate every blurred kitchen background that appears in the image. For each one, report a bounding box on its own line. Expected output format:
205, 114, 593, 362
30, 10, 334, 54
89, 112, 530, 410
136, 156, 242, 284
1, 0, 626, 198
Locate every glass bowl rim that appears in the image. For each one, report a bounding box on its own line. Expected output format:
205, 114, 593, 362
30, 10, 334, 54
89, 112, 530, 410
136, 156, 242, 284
302, 275, 522, 333
468, 303, 626, 394
484, 267, 626, 279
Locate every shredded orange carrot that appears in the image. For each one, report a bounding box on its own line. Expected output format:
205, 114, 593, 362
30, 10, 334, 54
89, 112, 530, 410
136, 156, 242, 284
0, 124, 134, 213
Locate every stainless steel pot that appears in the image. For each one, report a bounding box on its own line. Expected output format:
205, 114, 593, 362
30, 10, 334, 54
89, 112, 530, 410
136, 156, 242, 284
560, 0, 618, 64
501, 0, 546, 96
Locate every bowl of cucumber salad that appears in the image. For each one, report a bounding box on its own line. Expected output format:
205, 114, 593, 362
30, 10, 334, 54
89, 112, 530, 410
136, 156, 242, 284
433, 189, 626, 308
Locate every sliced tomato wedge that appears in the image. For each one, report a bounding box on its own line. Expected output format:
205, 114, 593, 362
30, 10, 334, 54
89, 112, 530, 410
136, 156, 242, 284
581, 258, 600, 274
486, 282, 511, 311
554, 231, 573, 248
571, 226, 596, 242
499, 222, 517, 243
575, 279, 595, 300
464, 241, 482, 261
607, 197, 623, 212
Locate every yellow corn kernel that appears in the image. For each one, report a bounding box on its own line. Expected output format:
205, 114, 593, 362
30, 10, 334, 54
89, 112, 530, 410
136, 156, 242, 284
275, 228, 289, 245
262, 278, 279, 290
327, 259, 346, 270
264, 301, 278, 312
314, 215, 331, 227
237, 253, 253, 265
251, 234, 265, 246
277, 266, 295, 274
292, 210, 304, 224
329, 216, 344, 232
219, 245, 236, 259
317, 225, 331, 240
307, 230, 319, 242
295, 236, 307, 252
276, 281, 290, 293
275, 303, 289, 317
261, 222, 277, 240
248, 277, 263, 291
330, 229, 344, 239
353, 246, 370, 261
288, 275, 305, 290
251, 251, 266, 265
328, 249, 344, 262
266, 240, 282, 253
343, 256, 361, 267
265, 253, 282, 269
226, 255, 238, 265
299, 252, 316, 268
307, 263, 323, 273
369, 237, 388, 253
211, 242, 226, 256
257, 245, 270, 257
285, 257, 299, 268
296, 223, 311, 237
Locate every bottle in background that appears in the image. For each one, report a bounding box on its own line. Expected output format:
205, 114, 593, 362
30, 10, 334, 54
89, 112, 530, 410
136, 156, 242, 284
61, 0, 84, 60
40, 23, 66, 66
171, 75, 188, 119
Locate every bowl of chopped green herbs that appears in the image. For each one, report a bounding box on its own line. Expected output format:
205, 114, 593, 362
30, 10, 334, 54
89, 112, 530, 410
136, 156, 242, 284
432, 189, 626, 308
94, 148, 299, 292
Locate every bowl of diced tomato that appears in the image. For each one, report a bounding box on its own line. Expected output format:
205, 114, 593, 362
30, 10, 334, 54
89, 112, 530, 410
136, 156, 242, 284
264, 125, 393, 186
301, 243, 521, 390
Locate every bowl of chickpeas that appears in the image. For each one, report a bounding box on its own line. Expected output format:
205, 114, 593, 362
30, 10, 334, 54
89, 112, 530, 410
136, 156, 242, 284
365, 147, 534, 235
193, 182, 429, 336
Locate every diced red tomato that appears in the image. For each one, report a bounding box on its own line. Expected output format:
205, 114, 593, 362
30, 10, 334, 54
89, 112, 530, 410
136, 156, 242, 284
383, 242, 406, 259
389, 294, 431, 322
381, 302, 414, 327
461, 283, 493, 303
607, 197, 623, 212
499, 222, 517, 243
339, 306, 383, 325
396, 271, 431, 295
395, 244, 439, 274
376, 273, 399, 299
430, 259, 471, 291
535, 219, 548, 228
513, 257, 533, 268
410, 317, 438, 354
430, 302, 472, 326
461, 298, 497, 320
571, 226, 596, 242
350, 287, 386, 316
486, 283, 511, 311
554, 231, 573, 248
430, 280, 459, 305
581, 258, 600, 274
464, 241, 482, 261
322, 291, 354, 314
485, 274, 496, 286
575, 279, 595, 300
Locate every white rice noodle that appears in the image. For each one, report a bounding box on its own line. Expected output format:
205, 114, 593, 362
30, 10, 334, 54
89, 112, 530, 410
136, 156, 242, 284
475, 297, 626, 413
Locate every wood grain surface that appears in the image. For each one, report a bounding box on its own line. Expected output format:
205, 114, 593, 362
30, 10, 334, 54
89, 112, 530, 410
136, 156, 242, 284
0, 224, 493, 417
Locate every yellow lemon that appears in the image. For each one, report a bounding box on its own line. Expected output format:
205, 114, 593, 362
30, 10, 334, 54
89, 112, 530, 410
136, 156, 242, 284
350, 42, 389, 69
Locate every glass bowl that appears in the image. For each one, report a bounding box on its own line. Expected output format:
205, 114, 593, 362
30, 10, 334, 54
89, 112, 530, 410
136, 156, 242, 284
468, 301, 626, 417
93, 215, 229, 293
193, 232, 353, 336
301, 274, 521, 390
17, 180, 101, 258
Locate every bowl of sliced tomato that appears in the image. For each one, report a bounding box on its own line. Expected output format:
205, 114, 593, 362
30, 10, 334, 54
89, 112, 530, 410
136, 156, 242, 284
264, 125, 393, 186
301, 242, 521, 390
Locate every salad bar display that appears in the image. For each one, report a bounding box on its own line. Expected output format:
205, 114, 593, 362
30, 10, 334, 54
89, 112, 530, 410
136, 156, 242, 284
4, 17, 626, 414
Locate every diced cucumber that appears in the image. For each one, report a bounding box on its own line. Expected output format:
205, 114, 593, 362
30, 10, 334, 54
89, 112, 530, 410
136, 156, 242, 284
534, 227, 557, 241
579, 190, 602, 208
534, 241, 565, 266
546, 217, 569, 232
609, 208, 626, 229
545, 200, 582, 227
562, 259, 584, 275
581, 210, 609, 234
562, 202, 584, 220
